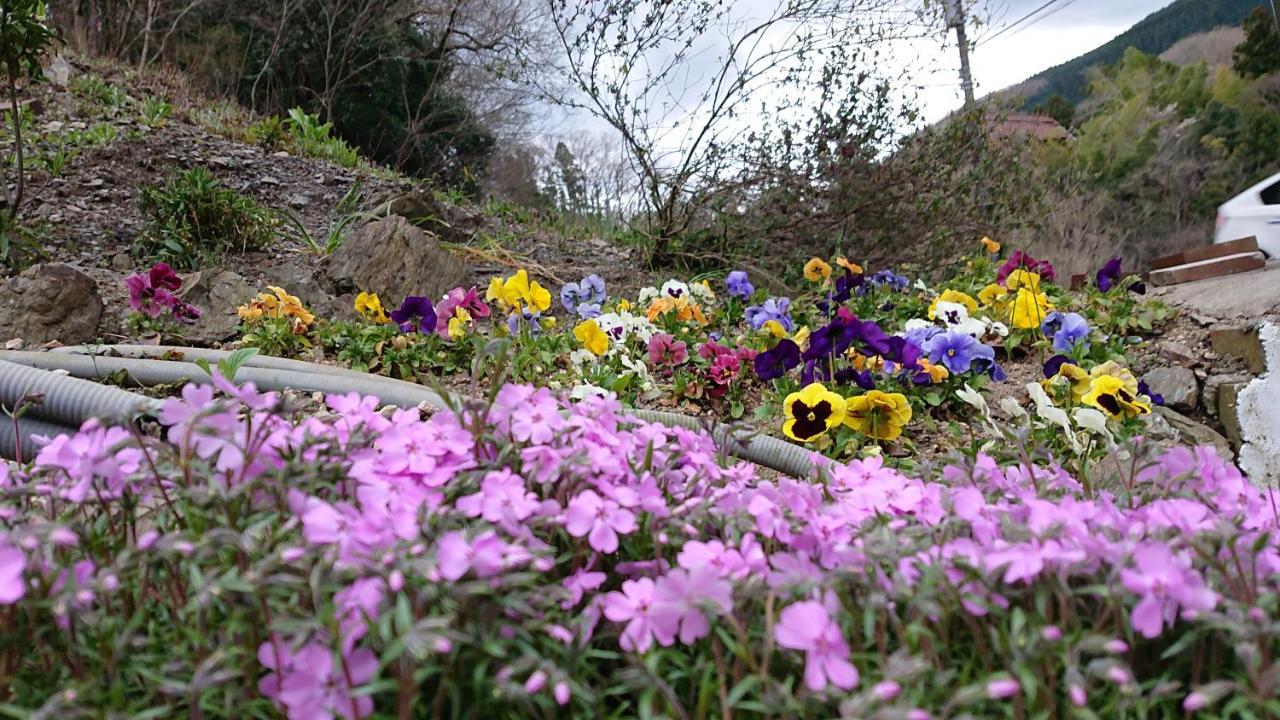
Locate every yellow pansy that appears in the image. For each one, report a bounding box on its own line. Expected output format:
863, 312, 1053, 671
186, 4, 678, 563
1005, 269, 1041, 292
447, 308, 472, 340
844, 390, 912, 441
1010, 288, 1052, 329
928, 289, 978, 320
354, 291, 389, 324
616, 299, 632, 313
981, 237, 1001, 254
804, 257, 833, 282
782, 383, 847, 443
238, 286, 314, 327
1043, 361, 1092, 403
978, 282, 1009, 305
1082, 374, 1152, 419
573, 319, 609, 356
836, 257, 863, 274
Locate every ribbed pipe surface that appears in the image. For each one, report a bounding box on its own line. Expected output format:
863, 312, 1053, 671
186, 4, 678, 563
0, 358, 163, 425
0, 413, 75, 463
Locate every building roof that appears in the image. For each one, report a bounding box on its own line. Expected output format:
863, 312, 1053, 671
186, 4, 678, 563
987, 112, 1070, 141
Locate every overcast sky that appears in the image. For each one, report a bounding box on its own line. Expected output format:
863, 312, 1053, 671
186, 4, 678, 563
914, 0, 1174, 120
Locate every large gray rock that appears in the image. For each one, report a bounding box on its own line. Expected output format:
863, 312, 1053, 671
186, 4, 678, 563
177, 268, 255, 343
1155, 341, 1197, 367
0, 263, 103, 344
1145, 407, 1232, 457
1142, 366, 1198, 411
323, 215, 467, 305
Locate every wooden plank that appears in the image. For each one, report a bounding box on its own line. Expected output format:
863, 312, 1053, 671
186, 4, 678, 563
1151, 236, 1258, 271
1149, 252, 1266, 287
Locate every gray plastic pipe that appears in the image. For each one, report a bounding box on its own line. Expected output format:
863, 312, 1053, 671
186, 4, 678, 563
0, 413, 76, 463
2, 348, 829, 478
0, 358, 163, 425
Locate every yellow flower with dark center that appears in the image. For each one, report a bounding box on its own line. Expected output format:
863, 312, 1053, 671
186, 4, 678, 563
573, 318, 609, 356
981, 237, 1001, 254
928, 289, 978, 320
1043, 361, 1091, 402
1005, 269, 1041, 292
844, 390, 912, 441
804, 257, 833, 282
782, 383, 847, 443
354, 291, 389, 323
836, 257, 863, 274
1083, 374, 1152, 419
616, 299, 632, 312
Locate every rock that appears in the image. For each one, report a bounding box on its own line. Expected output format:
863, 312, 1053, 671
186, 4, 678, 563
110, 252, 133, 273
0, 264, 103, 344
1209, 324, 1266, 374
47, 56, 73, 88
274, 262, 349, 321
1156, 341, 1196, 367
288, 194, 310, 209
323, 215, 468, 305
1236, 322, 1280, 485
1218, 381, 1247, 450
176, 268, 255, 343
260, 176, 282, 186
1142, 366, 1198, 411
1146, 407, 1231, 457
1204, 374, 1251, 417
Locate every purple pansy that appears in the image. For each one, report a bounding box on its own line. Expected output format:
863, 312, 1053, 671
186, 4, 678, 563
754, 339, 801, 381
1096, 256, 1123, 292
725, 271, 754, 300
560, 275, 607, 319
390, 296, 437, 334
745, 297, 793, 332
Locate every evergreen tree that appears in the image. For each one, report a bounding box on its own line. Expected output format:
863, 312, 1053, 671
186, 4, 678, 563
1233, 6, 1280, 78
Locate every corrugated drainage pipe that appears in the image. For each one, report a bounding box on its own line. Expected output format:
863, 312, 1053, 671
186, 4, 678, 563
0, 413, 76, 463
5, 348, 831, 479
0, 358, 164, 425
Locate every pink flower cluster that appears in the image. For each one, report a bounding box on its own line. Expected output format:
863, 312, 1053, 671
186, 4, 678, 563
697, 340, 758, 393
124, 262, 202, 324
1, 378, 1277, 716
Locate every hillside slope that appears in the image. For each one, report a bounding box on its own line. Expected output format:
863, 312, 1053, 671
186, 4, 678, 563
1016, 0, 1257, 108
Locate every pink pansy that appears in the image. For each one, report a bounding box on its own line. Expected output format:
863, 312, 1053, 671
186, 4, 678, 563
602, 578, 674, 652
647, 333, 688, 366
563, 490, 636, 554
774, 601, 859, 691
1119, 543, 1218, 638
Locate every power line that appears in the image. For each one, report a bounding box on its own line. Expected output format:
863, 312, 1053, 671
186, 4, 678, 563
979, 0, 1079, 46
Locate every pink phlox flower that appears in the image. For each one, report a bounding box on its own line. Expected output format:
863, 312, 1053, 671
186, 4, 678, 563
509, 388, 565, 445
456, 469, 539, 529
677, 540, 747, 578
563, 490, 636, 553
35, 421, 142, 503
562, 567, 607, 609
0, 543, 26, 604
334, 577, 385, 651
275, 642, 376, 720
1120, 542, 1217, 638
652, 566, 733, 644
766, 551, 823, 590
436, 530, 509, 581
774, 600, 859, 691
602, 577, 674, 652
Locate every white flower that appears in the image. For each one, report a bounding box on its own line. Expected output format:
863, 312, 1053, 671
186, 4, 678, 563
913, 279, 931, 292
569, 383, 611, 401
568, 349, 597, 372
660, 280, 690, 299
594, 313, 628, 344
689, 280, 715, 304
956, 383, 988, 413
985, 320, 1010, 338
999, 397, 1027, 420
1027, 382, 1080, 453
1072, 407, 1114, 445
637, 287, 659, 304
903, 318, 933, 333
619, 353, 653, 390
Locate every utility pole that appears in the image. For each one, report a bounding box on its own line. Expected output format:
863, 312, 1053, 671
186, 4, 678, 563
945, 0, 976, 106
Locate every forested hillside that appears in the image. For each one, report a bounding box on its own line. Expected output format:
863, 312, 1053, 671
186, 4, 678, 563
1018, 0, 1258, 107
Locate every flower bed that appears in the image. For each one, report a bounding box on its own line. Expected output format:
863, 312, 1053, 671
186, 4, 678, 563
203, 240, 1171, 471
1, 378, 1276, 716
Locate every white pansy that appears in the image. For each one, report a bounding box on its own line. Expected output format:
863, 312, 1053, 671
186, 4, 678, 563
660, 279, 690, 299
913, 279, 931, 292
568, 349, 597, 372
637, 287, 659, 304
1072, 407, 1114, 444
999, 397, 1027, 420
985, 320, 1010, 339
689, 281, 715, 304
569, 383, 611, 401
1027, 382, 1080, 453
904, 318, 933, 333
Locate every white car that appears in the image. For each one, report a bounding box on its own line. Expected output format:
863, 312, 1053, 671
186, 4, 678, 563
1215, 171, 1280, 257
